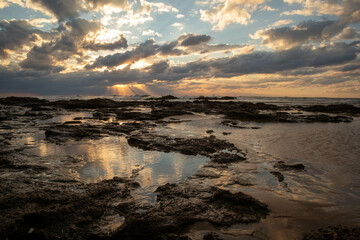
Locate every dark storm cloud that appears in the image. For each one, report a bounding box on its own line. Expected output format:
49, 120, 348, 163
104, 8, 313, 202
0, 20, 46, 58
180, 34, 211, 46
30, 0, 83, 22
83, 35, 128, 51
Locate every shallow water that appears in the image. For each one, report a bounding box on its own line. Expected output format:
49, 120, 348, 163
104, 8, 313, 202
155, 114, 360, 239
22, 136, 208, 200
2, 97, 360, 239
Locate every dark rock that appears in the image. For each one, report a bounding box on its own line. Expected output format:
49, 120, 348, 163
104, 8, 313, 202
270, 171, 284, 182
302, 225, 360, 240
23, 111, 53, 120
0, 97, 48, 106
148, 95, 178, 100
114, 183, 269, 240
206, 130, 214, 134
203, 232, 223, 240
274, 161, 305, 171
0, 175, 139, 240
210, 152, 246, 164
63, 121, 82, 124
300, 114, 352, 123
44, 124, 103, 141
127, 134, 241, 157
159, 95, 178, 100
301, 104, 360, 115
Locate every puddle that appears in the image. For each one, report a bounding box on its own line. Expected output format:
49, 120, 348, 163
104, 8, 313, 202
23, 136, 208, 198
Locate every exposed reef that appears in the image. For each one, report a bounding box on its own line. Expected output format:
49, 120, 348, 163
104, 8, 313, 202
0, 96, 358, 240
114, 182, 269, 240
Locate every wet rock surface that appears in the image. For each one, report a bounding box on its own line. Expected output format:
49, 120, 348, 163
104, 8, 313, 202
114, 182, 269, 240
274, 161, 305, 171
127, 134, 241, 157
1, 96, 358, 239
299, 104, 360, 115
0, 150, 140, 240
302, 226, 360, 240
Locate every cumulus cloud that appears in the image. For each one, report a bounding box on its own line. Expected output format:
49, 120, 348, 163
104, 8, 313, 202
200, 0, 265, 31
85, 39, 158, 69
19, 18, 129, 71
1, 41, 359, 95
171, 22, 184, 30
83, 35, 128, 51
142, 29, 162, 37
283, 0, 360, 26
252, 20, 345, 50
85, 0, 129, 10
0, 19, 46, 58
85, 33, 243, 69
271, 19, 293, 27
169, 42, 359, 79
337, 27, 360, 40
179, 34, 211, 46
29, 0, 84, 22
20, 44, 64, 72
283, 0, 344, 16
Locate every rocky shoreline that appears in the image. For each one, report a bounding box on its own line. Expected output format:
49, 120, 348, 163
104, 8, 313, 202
1, 96, 359, 239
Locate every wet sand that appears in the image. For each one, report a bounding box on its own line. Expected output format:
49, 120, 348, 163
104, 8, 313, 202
1, 96, 360, 239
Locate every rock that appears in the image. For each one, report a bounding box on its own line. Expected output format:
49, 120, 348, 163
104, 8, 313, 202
274, 161, 305, 171
203, 232, 223, 240
114, 183, 269, 240
195, 168, 220, 178
302, 225, 360, 240
63, 121, 82, 124
270, 171, 284, 182
210, 152, 246, 164
206, 130, 214, 134
300, 104, 360, 115
44, 124, 104, 141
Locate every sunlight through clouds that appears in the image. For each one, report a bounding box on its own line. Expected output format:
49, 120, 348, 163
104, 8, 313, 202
0, 0, 359, 97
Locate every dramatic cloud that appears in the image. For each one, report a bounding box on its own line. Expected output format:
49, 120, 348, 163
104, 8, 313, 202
180, 34, 211, 46
337, 27, 360, 40
252, 20, 346, 50
169, 42, 359, 78
2, 42, 358, 95
20, 44, 64, 72
19, 18, 129, 71
86, 39, 157, 69
271, 19, 294, 27
29, 0, 84, 21
283, 0, 344, 16
86, 34, 242, 69
85, 0, 129, 10
200, 0, 265, 31
1, 0, 360, 97
0, 20, 46, 58
83, 34, 128, 51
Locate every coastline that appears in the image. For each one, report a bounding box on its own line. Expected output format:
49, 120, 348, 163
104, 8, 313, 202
1, 96, 360, 239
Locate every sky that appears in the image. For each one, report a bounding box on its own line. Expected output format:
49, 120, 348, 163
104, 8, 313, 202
0, 0, 359, 97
